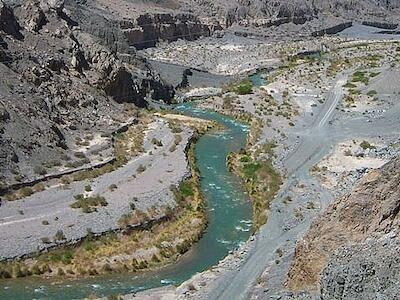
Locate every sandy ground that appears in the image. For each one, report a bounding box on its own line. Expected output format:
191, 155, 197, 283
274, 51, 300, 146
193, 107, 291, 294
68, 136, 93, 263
157, 113, 213, 126
318, 139, 388, 173
340, 24, 400, 41
312, 137, 399, 197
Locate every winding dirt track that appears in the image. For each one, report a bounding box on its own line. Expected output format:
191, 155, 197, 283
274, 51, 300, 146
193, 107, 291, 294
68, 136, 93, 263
200, 71, 400, 300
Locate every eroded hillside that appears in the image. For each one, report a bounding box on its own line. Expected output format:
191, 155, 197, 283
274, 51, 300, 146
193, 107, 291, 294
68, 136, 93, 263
0, 0, 174, 189
287, 158, 400, 298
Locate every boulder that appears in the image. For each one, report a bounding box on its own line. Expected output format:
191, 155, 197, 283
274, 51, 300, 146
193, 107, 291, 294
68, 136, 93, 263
23, 0, 47, 32
103, 66, 147, 108
0, 108, 10, 122
0, 34, 6, 48
0, 0, 23, 39
46, 57, 66, 73
71, 49, 89, 72
0, 47, 8, 62
40, 0, 64, 13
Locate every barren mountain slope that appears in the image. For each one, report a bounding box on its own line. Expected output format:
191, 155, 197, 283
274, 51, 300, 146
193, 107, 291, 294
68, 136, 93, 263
177, 0, 400, 25
0, 0, 174, 189
287, 157, 400, 297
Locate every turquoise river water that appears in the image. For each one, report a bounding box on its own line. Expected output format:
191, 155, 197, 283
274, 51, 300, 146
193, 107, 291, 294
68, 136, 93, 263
0, 103, 252, 299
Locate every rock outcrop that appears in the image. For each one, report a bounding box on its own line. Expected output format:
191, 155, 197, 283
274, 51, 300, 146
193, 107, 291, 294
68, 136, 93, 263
42, 0, 65, 13
122, 13, 218, 50
177, 0, 400, 33
0, 0, 22, 39
320, 237, 399, 300
19, 0, 47, 32
65, 2, 220, 52
287, 158, 400, 296
312, 22, 353, 37
362, 20, 398, 30
0, 0, 175, 187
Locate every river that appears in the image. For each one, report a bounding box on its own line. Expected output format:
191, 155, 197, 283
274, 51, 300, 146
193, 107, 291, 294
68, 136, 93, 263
0, 103, 252, 300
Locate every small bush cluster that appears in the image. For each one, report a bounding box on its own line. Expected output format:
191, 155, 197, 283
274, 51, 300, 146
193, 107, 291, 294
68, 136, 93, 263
70, 194, 108, 213
360, 140, 376, 150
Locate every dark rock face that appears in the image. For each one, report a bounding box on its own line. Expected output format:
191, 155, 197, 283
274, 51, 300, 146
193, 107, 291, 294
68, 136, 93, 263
362, 20, 398, 30
102, 66, 175, 107
145, 78, 175, 103
103, 66, 147, 108
312, 22, 353, 37
182, 0, 400, 30
0, 47, 8, 62
224, 0, 317, 27
66, 2, 135, 55
123, 13, 216, 50
0, 34, 6, 48
0, 108, 10, 122
0, 0, 23, 39
0, 0, 177, 186
177, 68, 193, 89
46, 56, 66, 73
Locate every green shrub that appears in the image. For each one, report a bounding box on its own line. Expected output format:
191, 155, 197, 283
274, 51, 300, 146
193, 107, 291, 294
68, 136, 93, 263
57, 268, 65, 276
34, 166, 47, 176
41, 237, 51, 244
151, 138, 163, 147
109, 184, 117, 191
54, 230, 66, 241
236, 80, 253, 95
136, 165, 146, 173
360, 140, 376, 150
20, 187, 34, 197
70, 195, 108, 213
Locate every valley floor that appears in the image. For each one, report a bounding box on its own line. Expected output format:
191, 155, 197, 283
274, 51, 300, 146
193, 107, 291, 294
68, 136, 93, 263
1, 22, 400, 300
134, 29, 400, 300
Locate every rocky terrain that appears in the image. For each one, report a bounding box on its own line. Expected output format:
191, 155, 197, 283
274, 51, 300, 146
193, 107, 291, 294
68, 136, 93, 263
1, 0, 400, 299
0, 0, 175, 190
287, 158, 400, 299
2, 0, 400, 192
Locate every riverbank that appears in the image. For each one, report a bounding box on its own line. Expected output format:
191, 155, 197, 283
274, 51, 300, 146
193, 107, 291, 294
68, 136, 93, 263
0, 114, 219, 281
4, 145, 204, 280
227, 151, 282, 230
0, 103, 254, 300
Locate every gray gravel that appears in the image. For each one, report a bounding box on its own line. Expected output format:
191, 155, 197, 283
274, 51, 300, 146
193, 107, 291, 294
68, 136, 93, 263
339, 23, 400, 41
0, 118, 192, 259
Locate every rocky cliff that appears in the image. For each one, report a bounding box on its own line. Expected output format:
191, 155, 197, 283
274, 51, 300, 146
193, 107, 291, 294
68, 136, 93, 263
122, 13, 219, 50
64, 0, 221, 51
177, 0, 400, 31
0, 0, 174, 189
287, 158, 400, 299
63, 0, 400, 52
